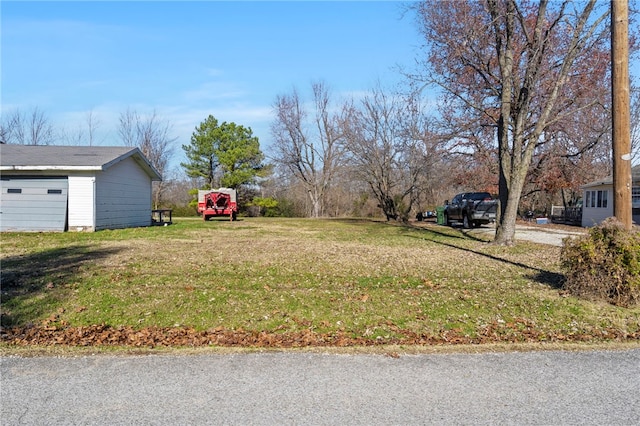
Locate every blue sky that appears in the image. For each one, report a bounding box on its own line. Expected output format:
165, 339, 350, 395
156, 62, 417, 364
1, 1, 420, 170
3, 1, 639, 173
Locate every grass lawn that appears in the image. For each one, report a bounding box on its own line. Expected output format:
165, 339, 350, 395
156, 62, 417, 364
1, 217, 639, 349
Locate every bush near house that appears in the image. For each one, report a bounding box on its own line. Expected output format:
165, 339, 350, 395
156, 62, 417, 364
561, 218, 640, 307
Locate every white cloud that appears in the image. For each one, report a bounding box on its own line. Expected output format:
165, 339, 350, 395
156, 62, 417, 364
181, 82, 248, 103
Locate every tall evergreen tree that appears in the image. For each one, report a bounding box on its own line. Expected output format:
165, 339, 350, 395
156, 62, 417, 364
182, 115, 267, 189
216, 121, 267, 188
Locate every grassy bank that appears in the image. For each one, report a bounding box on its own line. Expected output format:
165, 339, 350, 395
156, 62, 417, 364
1, 217, 638, 347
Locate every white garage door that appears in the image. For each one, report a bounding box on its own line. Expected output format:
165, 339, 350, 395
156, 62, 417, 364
0, 176, 69, 232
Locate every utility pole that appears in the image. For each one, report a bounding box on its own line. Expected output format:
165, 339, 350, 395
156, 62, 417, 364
611, 0, 632, 229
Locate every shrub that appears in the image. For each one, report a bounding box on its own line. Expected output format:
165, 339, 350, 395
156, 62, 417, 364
163, 204, 199, 217
560, 218, 640, 307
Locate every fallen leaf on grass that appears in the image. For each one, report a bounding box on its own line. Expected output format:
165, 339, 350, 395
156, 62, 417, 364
2, 323, 638, 348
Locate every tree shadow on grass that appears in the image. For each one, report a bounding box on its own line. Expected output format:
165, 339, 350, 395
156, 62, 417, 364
299, 218, 564, 289
335, 217, 478, 241
411, 222, 493, 242
1, 245, 122, 326
403, 223, 565, 289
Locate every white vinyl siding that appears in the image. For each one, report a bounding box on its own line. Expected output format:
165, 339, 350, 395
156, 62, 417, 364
94, 157, 152, 230
582, 185, 613, 227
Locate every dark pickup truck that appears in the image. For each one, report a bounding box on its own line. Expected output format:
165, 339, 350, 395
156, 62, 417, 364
443, 192, 498, 228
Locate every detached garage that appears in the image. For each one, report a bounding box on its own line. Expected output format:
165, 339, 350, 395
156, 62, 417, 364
0, 145, 162, 232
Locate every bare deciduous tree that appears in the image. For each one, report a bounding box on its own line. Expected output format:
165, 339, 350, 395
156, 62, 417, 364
343, 85, 436, 221
59, 108, 102, 146
0, 107, 55, 145
59, 124, 85, 146
86, 109, 101, 147
271, 82, 347, 217
118, 108, 176, 208
526, 95, 613, 210
412, 0, 613, 245
118, 107, 138, 148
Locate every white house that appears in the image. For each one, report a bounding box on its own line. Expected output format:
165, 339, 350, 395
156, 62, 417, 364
581, 165, 640, 227
0, 145, 162, 232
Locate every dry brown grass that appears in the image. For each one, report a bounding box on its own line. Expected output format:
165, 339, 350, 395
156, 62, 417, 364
2, 217, 638, 350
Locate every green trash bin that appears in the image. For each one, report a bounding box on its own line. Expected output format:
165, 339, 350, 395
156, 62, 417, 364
436, 206, 446, 225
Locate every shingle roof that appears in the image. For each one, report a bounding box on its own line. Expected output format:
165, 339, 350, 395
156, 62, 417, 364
0, 145, 161, 180
582, 165, 640, 188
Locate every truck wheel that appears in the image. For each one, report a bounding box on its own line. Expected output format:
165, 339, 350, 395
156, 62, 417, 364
444, 213, 450, 226
463, 215, 471, 229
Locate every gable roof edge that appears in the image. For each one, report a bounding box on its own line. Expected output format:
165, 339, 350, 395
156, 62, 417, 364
102, 147, 162, 181
581, 165, 640, 189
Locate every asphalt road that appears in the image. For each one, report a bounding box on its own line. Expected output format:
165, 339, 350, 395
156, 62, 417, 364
2, 349, 639, 425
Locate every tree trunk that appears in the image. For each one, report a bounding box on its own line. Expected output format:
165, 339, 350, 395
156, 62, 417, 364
495, 184, 523, 246
308, 189, 322, 218
495, 125, 537, 245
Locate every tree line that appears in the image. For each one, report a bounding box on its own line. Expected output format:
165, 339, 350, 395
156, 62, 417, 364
1, 0, 638, 245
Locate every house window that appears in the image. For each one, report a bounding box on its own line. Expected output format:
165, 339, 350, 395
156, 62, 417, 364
586, 190, 608, 208
599, 190, 607, 208
47, 189, 62, 194
7, 188, 21, 194
633, 186, 640, 208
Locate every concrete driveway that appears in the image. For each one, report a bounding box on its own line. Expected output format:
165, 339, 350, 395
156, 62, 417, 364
466, 223, 586, 246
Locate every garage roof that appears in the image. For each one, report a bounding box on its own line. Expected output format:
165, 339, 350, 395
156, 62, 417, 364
0, 145, 162, 180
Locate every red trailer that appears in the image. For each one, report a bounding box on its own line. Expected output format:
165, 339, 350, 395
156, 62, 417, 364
197, 188, 237, 221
